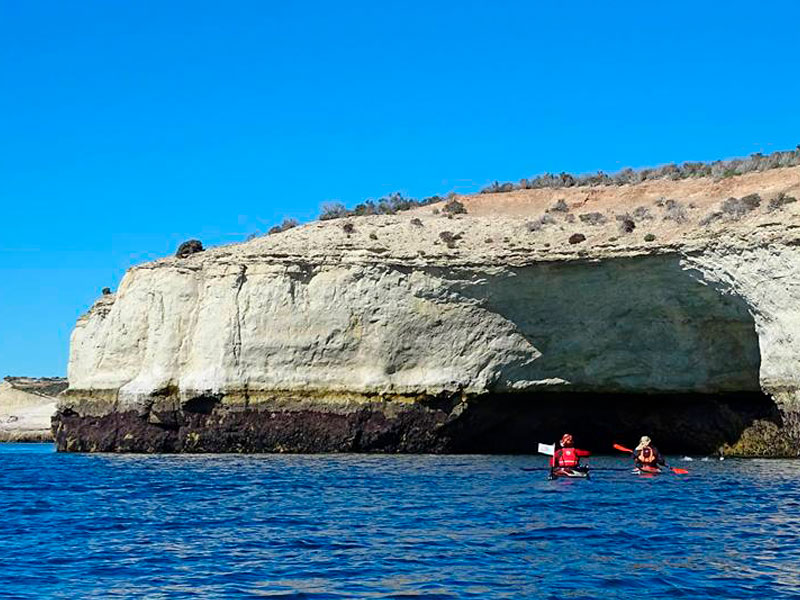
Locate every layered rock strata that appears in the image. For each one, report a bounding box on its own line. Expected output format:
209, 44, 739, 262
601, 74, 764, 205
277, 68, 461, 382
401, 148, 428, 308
55, 166, 800, 455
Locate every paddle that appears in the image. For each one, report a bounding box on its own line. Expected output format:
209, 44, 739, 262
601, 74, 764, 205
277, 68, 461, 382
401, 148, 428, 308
612, 443, 689, 475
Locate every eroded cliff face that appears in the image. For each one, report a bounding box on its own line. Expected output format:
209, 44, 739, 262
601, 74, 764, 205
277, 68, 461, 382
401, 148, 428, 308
55, 166, 800, 455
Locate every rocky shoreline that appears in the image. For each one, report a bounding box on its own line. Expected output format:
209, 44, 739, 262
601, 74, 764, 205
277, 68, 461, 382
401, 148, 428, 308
51, 389, 795, 456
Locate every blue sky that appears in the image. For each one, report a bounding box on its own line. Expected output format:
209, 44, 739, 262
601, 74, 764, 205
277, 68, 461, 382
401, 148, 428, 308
2, 0, 799, 376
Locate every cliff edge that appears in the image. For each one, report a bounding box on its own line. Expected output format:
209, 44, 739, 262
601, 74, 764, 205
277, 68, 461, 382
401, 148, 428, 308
55, 163, 800, 455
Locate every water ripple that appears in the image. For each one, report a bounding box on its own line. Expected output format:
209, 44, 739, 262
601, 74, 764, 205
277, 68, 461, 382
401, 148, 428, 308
1, 445, 799, 598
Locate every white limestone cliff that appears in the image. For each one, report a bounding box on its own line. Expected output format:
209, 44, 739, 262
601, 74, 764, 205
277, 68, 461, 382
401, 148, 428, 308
57, 165, 800, 454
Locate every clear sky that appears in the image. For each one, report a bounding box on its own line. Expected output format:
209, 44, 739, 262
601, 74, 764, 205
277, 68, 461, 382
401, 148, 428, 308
2, 0, 799, 377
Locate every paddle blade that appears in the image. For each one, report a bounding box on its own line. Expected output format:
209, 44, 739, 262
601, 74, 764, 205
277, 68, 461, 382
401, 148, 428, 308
613, 443, 633, 453
537, 443, 555, 456
671, 468, 689, 474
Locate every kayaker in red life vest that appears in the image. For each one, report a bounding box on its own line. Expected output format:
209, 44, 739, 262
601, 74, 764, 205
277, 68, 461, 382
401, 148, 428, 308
550, 433, 591, 468
633, 436, 666, 469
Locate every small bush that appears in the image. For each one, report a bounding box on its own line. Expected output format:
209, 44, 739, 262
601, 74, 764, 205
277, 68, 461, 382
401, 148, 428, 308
268, 218, 299, 235
616, 214, 636, 234
458, 147, 800, 197
564, 213, 576, 223
342, 222, 355, 235
644, 233, 656, 242
527, 214, 556, 232
369, 232, 378, 240
568, 233, 586, 244
547, 199, 569, 213
480, 181, 515, 194
442, 199, 467, 215
767, 192, 798, 212
320, 202, 349, 221
102, 287, 112, 295
410, 218, 424, 227
485, 237, 493, 243
176, 239, 203, 258
633, 206, 653, 220
720, 194, 761, 220
662, 199, 688, 224
439, 231, 461, 249
579, 212, 607, 226
699, 212, 723, 227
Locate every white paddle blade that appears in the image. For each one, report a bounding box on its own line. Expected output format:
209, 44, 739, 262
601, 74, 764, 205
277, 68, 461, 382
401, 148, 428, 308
538, 443, 555, 456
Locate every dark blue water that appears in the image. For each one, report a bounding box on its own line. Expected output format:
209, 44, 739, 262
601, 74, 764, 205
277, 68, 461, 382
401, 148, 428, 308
2, 444, 800, 599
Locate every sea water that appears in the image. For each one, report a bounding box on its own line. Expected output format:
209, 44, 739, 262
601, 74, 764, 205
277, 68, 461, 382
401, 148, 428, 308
2, 444, 800, 599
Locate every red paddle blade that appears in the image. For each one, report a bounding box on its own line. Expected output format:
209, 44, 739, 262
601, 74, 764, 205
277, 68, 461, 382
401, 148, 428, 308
613, 443, 633, 453
671, 468, 689, 474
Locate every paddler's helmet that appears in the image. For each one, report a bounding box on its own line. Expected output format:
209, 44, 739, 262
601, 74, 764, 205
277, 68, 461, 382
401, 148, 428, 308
560, 433, 574, 448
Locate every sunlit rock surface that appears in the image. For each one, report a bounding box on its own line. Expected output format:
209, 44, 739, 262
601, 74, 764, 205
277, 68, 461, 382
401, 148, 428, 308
1, 377, 67, 441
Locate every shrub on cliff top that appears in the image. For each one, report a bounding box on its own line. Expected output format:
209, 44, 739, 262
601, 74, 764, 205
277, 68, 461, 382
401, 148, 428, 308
473, 146, 800, 195
568, 233, 586, 244
547, 199, 570, 213
442, 198, 467, 215
176, 239, 204, 258
721, 193, 761, 220
579, 212, 607, 226
661, 199, 689, 224
767, 192, 797, 213
439, 231, 461, 248
699, 212, 723, 227
480, 181, 515, 194
268, 218, 299, 235
616, 214, 636, 234
320, 202, 349, 221
527, 214, 556, 232
319, 193, 444, 220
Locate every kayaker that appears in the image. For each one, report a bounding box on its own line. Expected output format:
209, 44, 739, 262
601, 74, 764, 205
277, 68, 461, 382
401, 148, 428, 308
633, 436, 666, 469
550, 433, 591, 469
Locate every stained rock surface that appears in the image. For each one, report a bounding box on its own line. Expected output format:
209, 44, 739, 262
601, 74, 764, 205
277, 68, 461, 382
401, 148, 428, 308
55, 166, 800, 455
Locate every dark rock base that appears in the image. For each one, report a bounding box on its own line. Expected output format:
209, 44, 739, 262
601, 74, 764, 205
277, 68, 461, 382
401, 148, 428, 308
52, 391, 800, 456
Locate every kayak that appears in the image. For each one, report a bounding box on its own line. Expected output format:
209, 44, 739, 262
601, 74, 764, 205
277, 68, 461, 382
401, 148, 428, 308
634, 465, 662, 475
550, 466, 590, 479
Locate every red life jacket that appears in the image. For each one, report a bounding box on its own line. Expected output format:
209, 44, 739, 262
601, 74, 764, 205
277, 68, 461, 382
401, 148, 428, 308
558, 447, 579, 467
